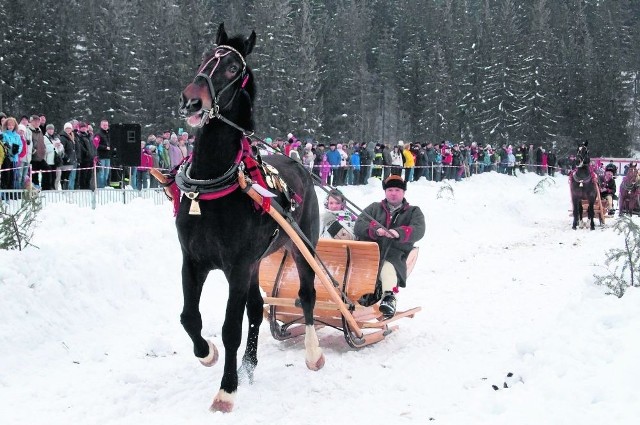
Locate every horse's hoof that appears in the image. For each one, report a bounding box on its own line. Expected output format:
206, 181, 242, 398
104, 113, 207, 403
210, 390, 235, 413
198, 340, 219, 367
306, 353, 326, 371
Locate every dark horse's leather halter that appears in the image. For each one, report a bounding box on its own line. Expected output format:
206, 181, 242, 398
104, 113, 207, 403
190, 44, 249, 128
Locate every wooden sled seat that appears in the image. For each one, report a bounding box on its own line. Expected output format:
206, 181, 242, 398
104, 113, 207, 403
259, 239, 421, 348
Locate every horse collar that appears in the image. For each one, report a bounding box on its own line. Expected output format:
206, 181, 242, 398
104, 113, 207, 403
570, 168, 594, 187
174, 140, 246, 201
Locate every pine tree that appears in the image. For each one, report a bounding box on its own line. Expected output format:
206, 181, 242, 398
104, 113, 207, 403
518, 0, 559, 148
249, 0, 296, 137
0, 190, 42, 251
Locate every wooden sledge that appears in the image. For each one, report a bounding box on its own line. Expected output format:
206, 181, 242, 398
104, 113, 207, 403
259, 239, 421, 348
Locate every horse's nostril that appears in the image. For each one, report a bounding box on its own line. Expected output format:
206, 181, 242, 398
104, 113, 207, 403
187, 98, 202, 112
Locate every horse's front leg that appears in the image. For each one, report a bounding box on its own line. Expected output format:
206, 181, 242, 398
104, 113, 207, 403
239, 268, 263, 384
180, 259, 218, 365
572, 198, 579, 230
588, 200, 596, 230
210, 266, 250, 413
292, 249, 325, 371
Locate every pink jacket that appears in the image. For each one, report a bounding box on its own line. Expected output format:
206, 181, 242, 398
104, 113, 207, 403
140, 149, 154, 169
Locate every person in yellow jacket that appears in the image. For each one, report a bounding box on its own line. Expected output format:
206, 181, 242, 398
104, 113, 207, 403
402, 143, 415, 182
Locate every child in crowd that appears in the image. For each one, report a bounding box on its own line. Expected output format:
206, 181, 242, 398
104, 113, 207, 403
320, 190, 356, 240
320, 154, 331, 186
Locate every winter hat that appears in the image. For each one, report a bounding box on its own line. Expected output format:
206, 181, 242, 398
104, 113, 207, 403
46, 124, 55, 130
64, 122, 73, 130
382, 175, 407, 191
398, 140, 405, 146
337, 143, 343, 149
305, 142, 312, 150
287, 133, 294, 140
18, 124, 27, 132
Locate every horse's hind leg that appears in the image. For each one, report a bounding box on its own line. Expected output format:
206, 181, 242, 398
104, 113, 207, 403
588, 201, 596, 230
180, 259, 218, 365
292, 248, 325, 371
239, 269, 263, 384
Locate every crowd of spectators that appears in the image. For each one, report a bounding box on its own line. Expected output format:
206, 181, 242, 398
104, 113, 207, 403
0, 112, 198, 192
1, 111, 599, 194
259, 135, 570, 186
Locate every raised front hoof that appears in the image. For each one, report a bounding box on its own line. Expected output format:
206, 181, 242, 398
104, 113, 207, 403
198, 340, 219, 367
210, 390, 235, 413
305, 353, 326, 371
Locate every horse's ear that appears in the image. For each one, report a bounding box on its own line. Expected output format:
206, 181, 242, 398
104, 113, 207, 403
216, 22, 228, 45
245, 30, 256, 56
584, 140, 588, 147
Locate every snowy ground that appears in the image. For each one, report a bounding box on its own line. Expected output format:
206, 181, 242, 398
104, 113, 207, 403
1, 171, 639, 425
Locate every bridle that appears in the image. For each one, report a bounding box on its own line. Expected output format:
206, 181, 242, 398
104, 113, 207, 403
576, 146, 590, 168
189, 44, 250, 128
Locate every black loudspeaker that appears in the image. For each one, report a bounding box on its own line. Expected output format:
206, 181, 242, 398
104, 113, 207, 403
110, 123, 141, 167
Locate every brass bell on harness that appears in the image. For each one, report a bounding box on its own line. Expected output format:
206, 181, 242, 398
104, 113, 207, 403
186, 192, 202, 215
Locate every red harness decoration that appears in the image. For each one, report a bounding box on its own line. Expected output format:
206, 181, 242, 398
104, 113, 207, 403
168, 137, 271, 216
239, 138, 272, 212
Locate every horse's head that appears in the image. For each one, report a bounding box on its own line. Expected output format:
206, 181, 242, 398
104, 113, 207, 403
180, 23, 256, 128
576, 142, 590, 168
625, 162, 639, 183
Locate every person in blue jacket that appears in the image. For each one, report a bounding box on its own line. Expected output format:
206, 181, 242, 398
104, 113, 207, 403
2, 116, 24, 189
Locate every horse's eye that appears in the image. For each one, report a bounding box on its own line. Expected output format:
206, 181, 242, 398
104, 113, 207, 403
229, 65, 239, 73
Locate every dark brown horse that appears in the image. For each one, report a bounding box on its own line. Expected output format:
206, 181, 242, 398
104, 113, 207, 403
619, 162, 640, 215
176, 23, 323, 412
569, 143, 597, 230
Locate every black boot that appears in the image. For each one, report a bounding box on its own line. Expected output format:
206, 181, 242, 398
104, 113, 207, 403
379, 291, 397, 319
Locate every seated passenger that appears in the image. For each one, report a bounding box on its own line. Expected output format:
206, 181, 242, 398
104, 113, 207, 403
353, 175, 425, 318
604, 162, 617, 177
320, 190, 356, 240
599, 170, 617, 215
